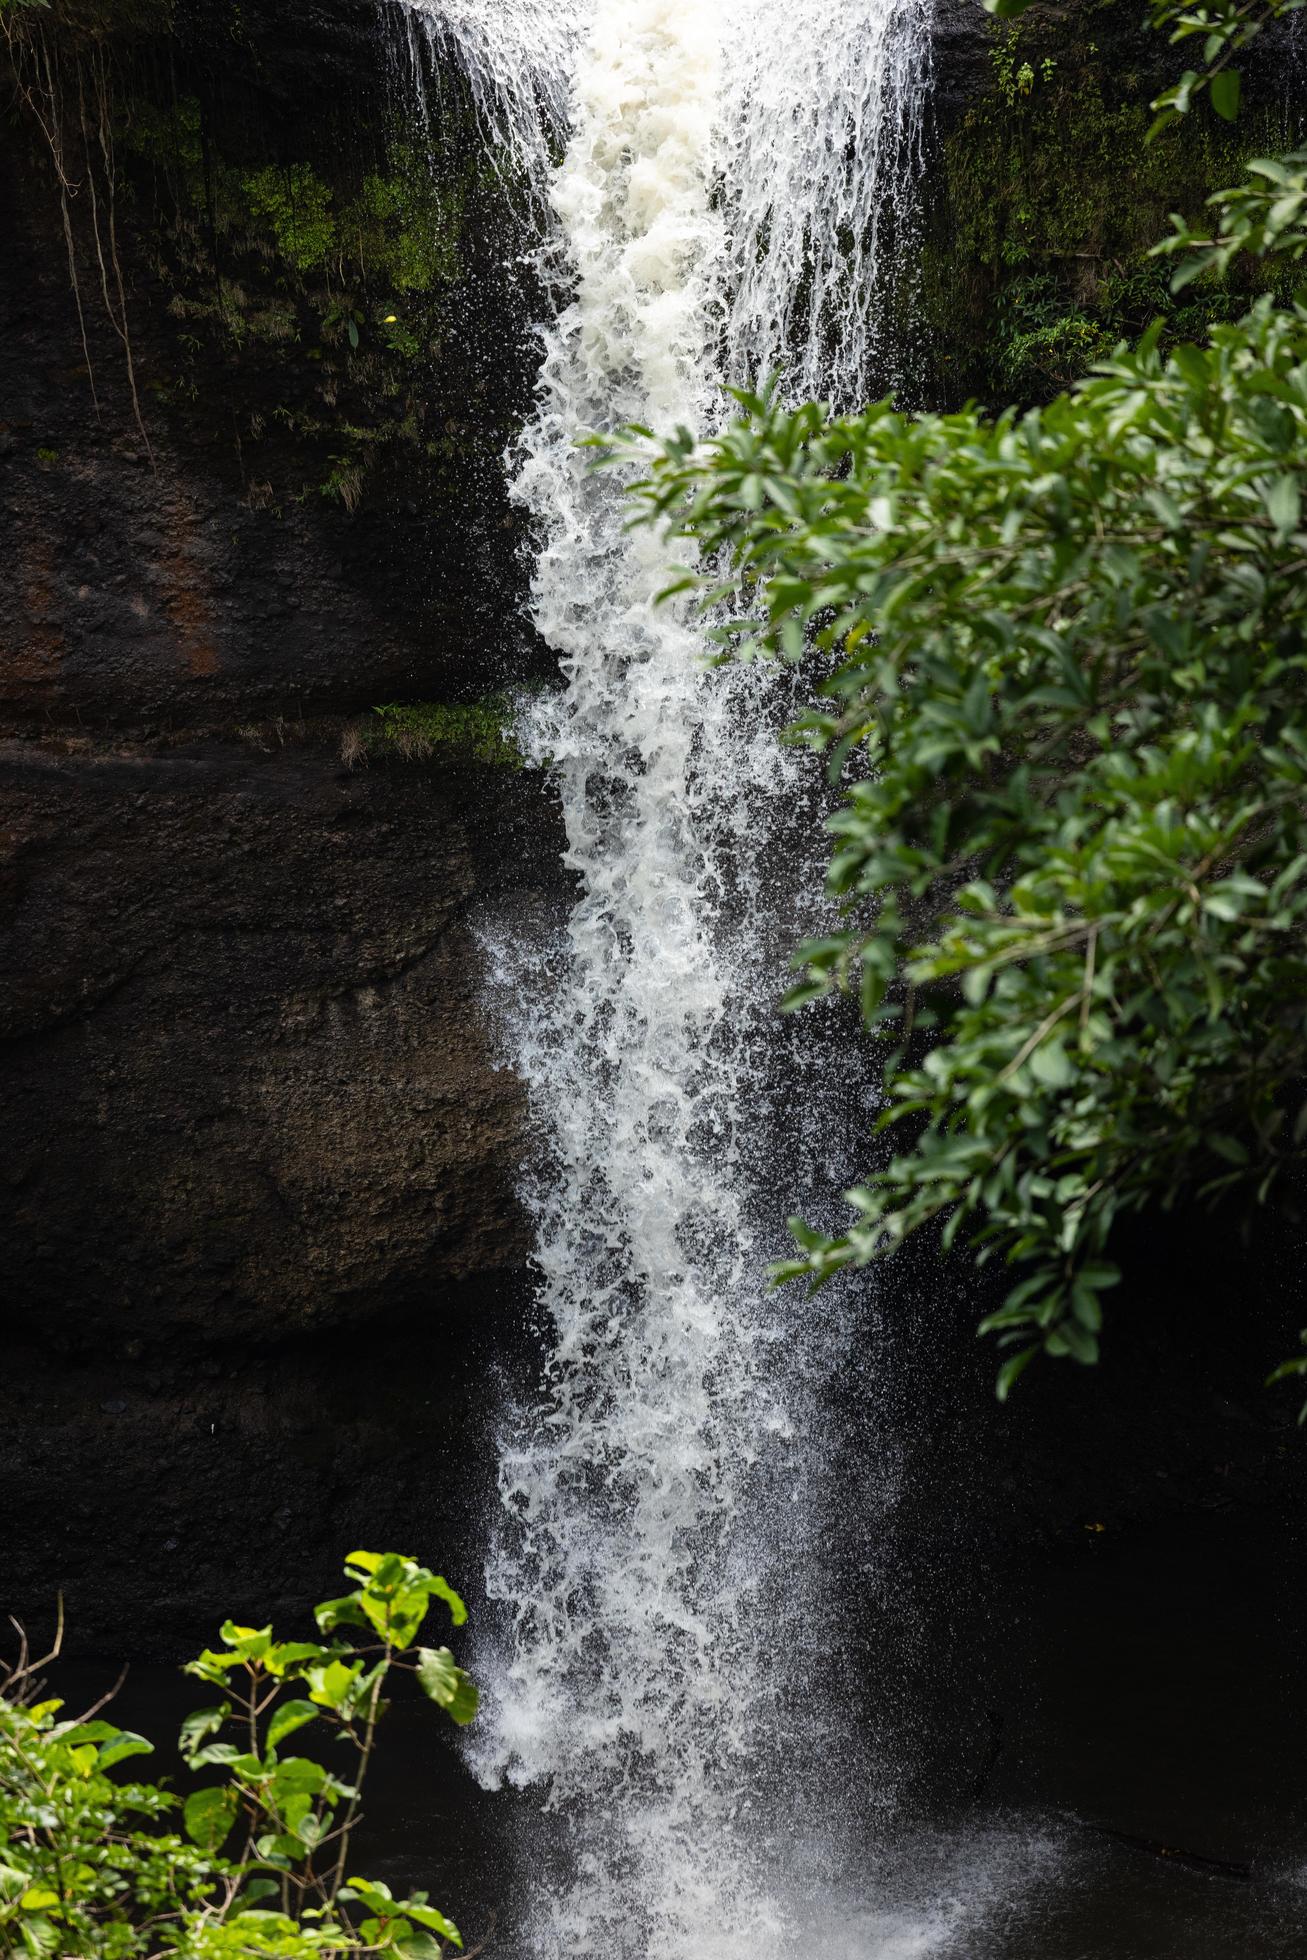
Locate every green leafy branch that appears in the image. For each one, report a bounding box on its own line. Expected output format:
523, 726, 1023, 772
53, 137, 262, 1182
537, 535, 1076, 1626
1, 1553, 478, 1959
1157, 148, 1307, 284
608, 168, 1307, 1396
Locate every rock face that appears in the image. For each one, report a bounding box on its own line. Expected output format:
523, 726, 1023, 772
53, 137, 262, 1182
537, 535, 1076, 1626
0, 740, 547, 1343
0, 718, 570, 1648
0, 0, 565, 1645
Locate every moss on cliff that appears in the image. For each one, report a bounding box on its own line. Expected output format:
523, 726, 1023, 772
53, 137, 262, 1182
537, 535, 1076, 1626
0, 0, 532, 541
116, 88, 499, 509
922, 7, 1298, 404
344, 699, 526, 770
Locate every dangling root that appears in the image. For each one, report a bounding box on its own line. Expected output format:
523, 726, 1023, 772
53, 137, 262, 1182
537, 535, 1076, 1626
82, 43, 153, 464
3, 13, 102, 423
3, 11, 154, 465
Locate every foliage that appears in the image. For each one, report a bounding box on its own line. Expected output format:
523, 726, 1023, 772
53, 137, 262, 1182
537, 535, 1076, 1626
923, 4, 1290, 407
1160, 149, 1307, 281
354, 701, 523, 771
0, 1554, 477, 1958
989, 27, 1055, 110
992, 279, 1117, 396
240, 167, 338, 277
129, 106, 488, 509
125, 103, 469, 328
617, 146, 1307, 1395
987, 264, 1265, 399
989, 0, 1307, 136
347, 166, 464, 295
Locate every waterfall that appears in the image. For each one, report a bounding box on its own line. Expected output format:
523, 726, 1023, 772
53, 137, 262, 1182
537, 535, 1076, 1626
393, 2, 934, 1952
723, 0, 931, 407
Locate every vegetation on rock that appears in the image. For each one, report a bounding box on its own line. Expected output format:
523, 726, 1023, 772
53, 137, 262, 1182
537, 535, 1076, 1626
0, 1, 520, 518
342, 700, 523, 771
0, 1553, 475, 1957
923, 2, 1297, 405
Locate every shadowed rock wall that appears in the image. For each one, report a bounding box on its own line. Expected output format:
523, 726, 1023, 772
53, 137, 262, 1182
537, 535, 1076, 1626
0, 0, 566, 1643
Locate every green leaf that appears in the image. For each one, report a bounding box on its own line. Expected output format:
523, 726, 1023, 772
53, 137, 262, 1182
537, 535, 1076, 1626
268, 1756, 330, 1798
179, 1703, 230, 1761
218, 1622, 272, 1662
343, 1877, 394, 1914
1050, 1319, 1100, 1366
1029, 1040, 1074, 1088
234, 1879, 281, 1908
186, 1742, 245, 1769
402, 1903, 464, 1942
996, 1345, 1039, 1402
396, 1934, 446, 1960
343, 1551, 385, 1577
305, 1658, 363, 1709
415, 1648, 479, 1726
1209, 68, 1241, 121
1267, 473, 1301, 538
266, 1699, 319, 1751
265, 1642, 330, 1677
96, 1731, 153, 1770
428, 1577, 468, 1629
313, 1593, 370, 1634
183, 1785, 239, 1853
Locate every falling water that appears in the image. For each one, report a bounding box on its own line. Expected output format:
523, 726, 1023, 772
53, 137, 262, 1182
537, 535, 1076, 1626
723, 0, 932, 406
393, 1, 934, 1952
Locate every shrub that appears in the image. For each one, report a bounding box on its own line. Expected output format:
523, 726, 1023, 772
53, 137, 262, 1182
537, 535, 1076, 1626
617, 71, 1307, 1396
0, 1553, 477, 1957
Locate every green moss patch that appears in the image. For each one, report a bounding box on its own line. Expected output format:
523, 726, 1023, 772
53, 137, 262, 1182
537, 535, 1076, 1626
921, 11, 1295, 404
346, 700, 525, 771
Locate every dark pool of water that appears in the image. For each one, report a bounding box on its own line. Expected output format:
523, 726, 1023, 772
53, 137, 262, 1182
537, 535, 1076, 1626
971, 1501, 1307, 1956
43, 1501, 1307, 1956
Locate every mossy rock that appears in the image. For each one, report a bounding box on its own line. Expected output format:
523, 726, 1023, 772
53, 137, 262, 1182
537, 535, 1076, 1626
346, 700, 526, 771
920, 4, 1300, 404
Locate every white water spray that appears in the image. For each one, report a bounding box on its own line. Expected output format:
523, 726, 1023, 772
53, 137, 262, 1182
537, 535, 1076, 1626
394, 1, 934, 1952
723, 0, 932, 406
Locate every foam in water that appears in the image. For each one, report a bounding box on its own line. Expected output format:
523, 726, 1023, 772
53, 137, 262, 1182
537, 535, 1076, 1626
392, 1, 937, 1952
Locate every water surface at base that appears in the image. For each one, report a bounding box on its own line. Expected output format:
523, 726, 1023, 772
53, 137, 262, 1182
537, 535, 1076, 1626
49, 1502, 1307, 1956
979, 1843, 1307, 1960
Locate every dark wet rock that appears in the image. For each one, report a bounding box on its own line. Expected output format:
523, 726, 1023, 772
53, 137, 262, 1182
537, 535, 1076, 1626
929, 0, 998, 121
0, 0, 558, 1642
0, 730, 563, 1651
0, 736, 553, 1342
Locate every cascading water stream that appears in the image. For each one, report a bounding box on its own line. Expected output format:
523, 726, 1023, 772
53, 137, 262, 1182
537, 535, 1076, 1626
392, 2, 937, 1951
471, 8, 785, 1948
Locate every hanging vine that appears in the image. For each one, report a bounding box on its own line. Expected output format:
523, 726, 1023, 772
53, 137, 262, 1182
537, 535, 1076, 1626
1, 0, 155, 463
